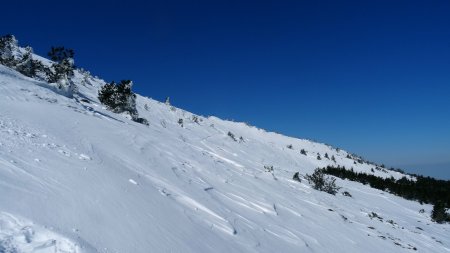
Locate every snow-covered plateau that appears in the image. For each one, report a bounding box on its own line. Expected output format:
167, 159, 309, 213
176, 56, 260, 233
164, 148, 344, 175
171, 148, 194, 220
0, 52, 449, 252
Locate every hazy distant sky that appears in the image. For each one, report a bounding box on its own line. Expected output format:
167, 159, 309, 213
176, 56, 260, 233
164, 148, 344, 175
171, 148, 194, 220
2, 0, 450, 179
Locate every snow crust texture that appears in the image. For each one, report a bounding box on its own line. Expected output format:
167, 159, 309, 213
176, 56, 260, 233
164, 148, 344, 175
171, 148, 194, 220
0, 64, 449, 253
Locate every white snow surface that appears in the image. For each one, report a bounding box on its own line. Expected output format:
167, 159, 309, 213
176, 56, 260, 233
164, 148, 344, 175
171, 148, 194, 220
0, 63, 449, 253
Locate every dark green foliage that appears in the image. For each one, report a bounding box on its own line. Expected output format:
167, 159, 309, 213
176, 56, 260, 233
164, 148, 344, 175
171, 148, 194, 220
317, 154, 321, 160
98, 80, 137, 117
324, 153, 329, 159
264, 165, 274, 173
192, 115, 199, 124
47, 46, 75, 85
0, 34, 18, 67
47, 58, 74, 83
331, 155, 336, 162
98, 83, 116, 107
48, 46, 74, 62
134, 117, 149, 126
305, 168, 341, 195
300, 149, 307, 155
228, 131, 237, 141
431, 202, 449, 224
0, 35, 47, 79
321, 165, 450, 216
293, 172, 301, 182
15, 47, 43, 78
342, 191, 352, 197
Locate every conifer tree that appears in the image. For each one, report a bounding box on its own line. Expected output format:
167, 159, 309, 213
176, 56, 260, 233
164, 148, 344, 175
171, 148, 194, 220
0, 34, 18, 67
98, 80, 137, 117
431, 202, 448, 224
15, 46, 44, 78
47, 46, 76, 96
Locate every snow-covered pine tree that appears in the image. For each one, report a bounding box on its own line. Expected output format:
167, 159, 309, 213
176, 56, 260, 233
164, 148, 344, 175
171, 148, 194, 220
98, 80, 138, 118
47, 46, 76, 97
15, 46, 45, 78
0, 34, 19, 67
115, 80, 137, 117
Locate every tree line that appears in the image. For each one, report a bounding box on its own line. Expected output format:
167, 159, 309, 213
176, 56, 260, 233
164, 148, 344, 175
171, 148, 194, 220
320, 165, 450, 223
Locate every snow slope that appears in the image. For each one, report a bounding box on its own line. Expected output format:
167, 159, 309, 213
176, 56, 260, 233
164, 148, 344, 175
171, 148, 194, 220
0, 63, 449, 253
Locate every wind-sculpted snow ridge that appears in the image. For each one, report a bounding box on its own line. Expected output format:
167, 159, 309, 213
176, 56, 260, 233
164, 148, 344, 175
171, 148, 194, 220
0, 60, 449, 253
0, 212, 82, 253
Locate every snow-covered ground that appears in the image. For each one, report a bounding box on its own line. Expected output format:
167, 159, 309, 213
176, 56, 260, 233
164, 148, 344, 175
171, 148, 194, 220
0, 62, 449, 252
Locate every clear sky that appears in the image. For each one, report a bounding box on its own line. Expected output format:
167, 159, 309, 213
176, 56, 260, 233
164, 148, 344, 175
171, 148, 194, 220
2, 0, 450, 179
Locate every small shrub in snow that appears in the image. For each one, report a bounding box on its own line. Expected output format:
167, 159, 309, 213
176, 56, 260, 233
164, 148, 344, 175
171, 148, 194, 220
368, 212, 382, 221
317, 154, 322, 160
293, 172, 301, 182
0, 34, 18, 67
305, 168, 341, 195
98, 80, 137, 118
228, 131, 237, 141
239, 136, 245, 143
342, 191, 352, 197
264, 165, 274, 173
0, 35, 45, 79
192, 115, 199, 124
324, 153, 329, 159
431, 202, 449, 224
15, 47, 45, 78
134, 117, 149, 126
300, 149, 307, 155
331, 155, 336, 162
287, 144, 293, 149
48, 46, 74, 62
46, 46, 76, 95
178, 118, 184, 127
165, 97, 170, 105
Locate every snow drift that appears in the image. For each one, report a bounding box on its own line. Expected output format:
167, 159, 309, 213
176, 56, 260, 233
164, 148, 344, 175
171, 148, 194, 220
0, 51, 449, 253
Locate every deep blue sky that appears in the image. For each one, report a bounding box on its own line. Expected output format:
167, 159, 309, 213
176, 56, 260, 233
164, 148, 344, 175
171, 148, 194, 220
2, 0, 450, 179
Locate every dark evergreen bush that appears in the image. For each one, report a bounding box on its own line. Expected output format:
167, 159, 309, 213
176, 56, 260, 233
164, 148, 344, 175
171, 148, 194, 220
305, 168, 340, 195
48, 46, 74, 62
0, 34, 18, 67
98, 80, 137, 117
293, 172, 301, 182
134, 117, 149, 126
431, 202, 449, 224
228, 131, 237, 141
